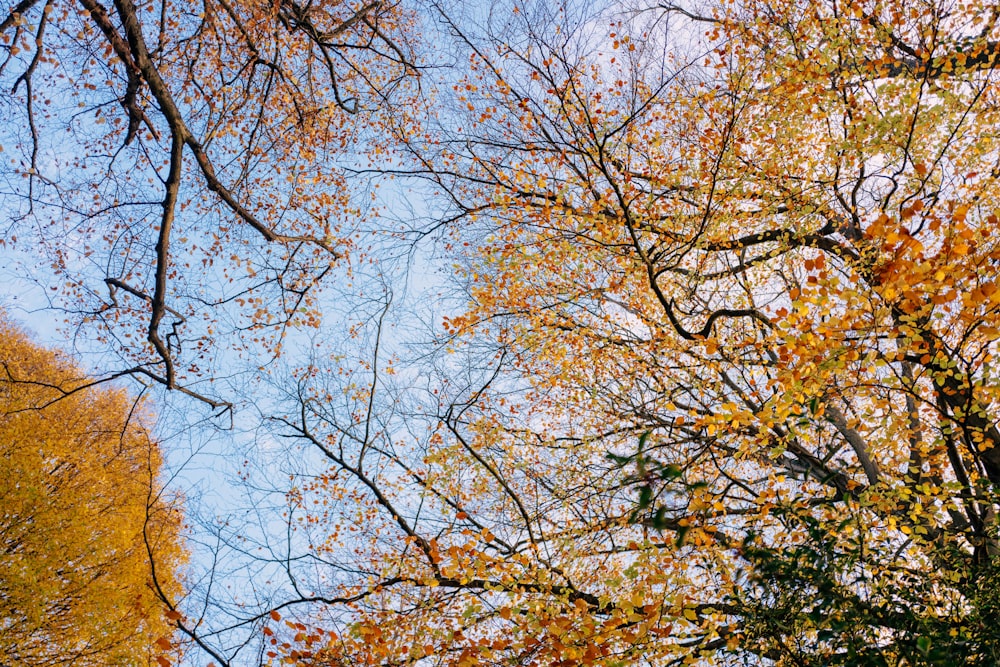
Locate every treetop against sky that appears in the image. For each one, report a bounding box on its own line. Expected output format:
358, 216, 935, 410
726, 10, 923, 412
5, 0, 1000, 664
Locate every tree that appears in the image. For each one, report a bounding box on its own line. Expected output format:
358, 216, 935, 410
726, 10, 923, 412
9, 0, 1000, 665
0, 0, 419, 408
0, 316, 184, 666
264, 0, 1000, 663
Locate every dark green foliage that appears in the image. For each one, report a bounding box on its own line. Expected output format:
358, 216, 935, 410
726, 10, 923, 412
727, 507, 1000, 666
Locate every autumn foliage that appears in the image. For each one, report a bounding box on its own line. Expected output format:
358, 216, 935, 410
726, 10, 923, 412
7, 0, 1000, 665
275, 0, 1000, 663
0, 319, 183, 666
1, 0, 417, 407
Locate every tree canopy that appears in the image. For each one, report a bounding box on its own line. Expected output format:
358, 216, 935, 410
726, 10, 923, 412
0, 317, 184, 666
1, 0, 418, 407
5, 0, 1000, 664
